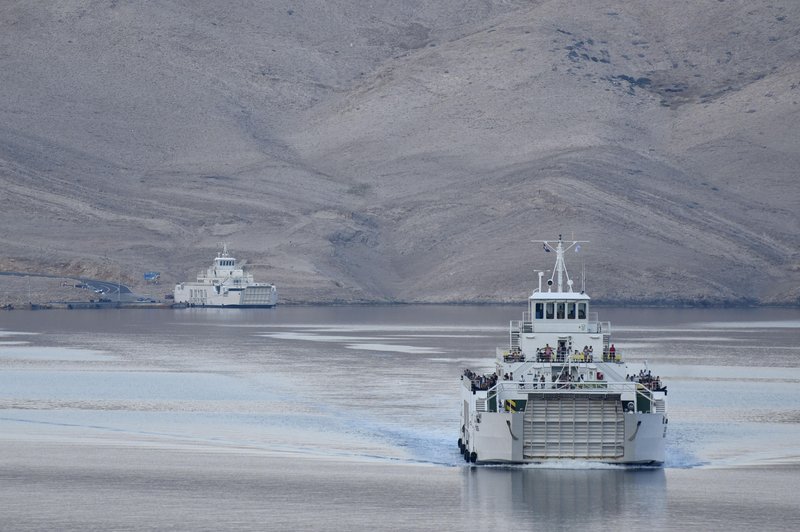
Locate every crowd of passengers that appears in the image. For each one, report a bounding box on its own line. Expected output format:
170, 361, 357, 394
626, 369, 667, 394
504, 347, 525, 362
502, 370, 593, 389
465, 368, 587, 392
463, 369, 498, 391
535, 344, 598, 363
506, 344, 627, 363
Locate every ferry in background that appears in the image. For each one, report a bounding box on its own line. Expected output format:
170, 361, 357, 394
173, 246, 277, 308
459, 236, 667, 465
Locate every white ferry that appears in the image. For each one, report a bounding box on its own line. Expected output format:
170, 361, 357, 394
459, 237, 667, 465
173, 246, 278, 308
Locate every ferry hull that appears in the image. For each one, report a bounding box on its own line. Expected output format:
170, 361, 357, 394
174, 284, 277, 308
184, 303, 276, 309
460, 387, 666, 466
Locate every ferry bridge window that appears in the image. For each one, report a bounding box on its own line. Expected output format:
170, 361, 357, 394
545, 302, 554, 319
535, 303, 544, 319
577, 302, 587, 319
567, 303, 576, 319
556, 302, 565, 319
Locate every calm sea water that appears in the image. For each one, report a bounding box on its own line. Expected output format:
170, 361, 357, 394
1, 305, 799, 530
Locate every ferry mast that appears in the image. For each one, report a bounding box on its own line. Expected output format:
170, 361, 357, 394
532, 235, 588, 293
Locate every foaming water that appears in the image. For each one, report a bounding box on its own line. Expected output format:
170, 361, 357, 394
344, 343, 442, 354
0, 330, 39, 337
0, 345, 111, 361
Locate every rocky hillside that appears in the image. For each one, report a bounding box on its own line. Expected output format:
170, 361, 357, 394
1, 0, 798, 305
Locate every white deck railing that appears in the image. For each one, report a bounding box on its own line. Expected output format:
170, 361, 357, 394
493, 380, 645, 394
474, 380, 663, 413
509, 315, 610, 335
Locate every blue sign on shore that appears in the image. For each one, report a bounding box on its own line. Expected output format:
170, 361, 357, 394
144, 271, 160, 281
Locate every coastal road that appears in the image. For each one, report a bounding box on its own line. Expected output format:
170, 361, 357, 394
0, 271, 136, 301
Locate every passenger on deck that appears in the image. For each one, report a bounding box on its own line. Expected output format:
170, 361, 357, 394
544, 344, 553, 360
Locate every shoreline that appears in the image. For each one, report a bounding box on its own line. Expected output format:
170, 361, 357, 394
3, 300, 799, 311
2, 271, 798, 310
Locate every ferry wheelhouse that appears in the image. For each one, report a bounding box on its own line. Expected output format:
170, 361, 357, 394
459, 237, 667, 465
173, 245, 278, 308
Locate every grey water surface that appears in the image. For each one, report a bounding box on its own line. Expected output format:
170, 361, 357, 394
1, 306, 799, 530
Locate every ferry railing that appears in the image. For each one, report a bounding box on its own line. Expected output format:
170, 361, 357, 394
493, 380, 641, 393
512, 312, 607, 334
483, 380, 659, 413
497, 348, 621, 364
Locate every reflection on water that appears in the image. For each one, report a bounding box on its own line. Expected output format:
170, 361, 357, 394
463, 467, 667, 528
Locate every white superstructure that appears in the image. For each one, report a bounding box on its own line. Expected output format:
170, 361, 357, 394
174, 245, 277, 308
459, 236, 667, 465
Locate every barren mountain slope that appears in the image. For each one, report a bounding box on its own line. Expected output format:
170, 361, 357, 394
1, 1, 798, 304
